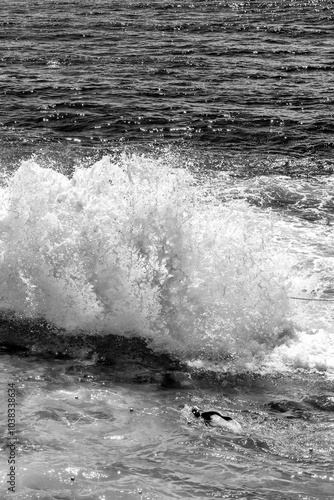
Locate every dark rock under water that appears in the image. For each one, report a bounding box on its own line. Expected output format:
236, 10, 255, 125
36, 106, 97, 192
0, 313, 184, 380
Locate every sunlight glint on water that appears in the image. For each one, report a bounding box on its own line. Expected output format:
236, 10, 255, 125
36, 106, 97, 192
1, 0, 334, 497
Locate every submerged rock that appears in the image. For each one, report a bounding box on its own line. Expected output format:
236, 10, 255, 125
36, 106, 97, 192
160, 371, 194, 389
266, 399, 311, 420
0, 313, 185, 381
302, 394, 334, 411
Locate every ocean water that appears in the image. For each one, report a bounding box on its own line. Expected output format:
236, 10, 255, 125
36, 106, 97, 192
1, 0, 334, 498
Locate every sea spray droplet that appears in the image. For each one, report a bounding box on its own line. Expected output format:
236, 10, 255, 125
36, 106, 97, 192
0, 152, 294, 367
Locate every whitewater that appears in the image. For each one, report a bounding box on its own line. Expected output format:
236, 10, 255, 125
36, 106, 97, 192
1, 0, 334, 498
1, 152, 334, 373
1, 152, 334, 500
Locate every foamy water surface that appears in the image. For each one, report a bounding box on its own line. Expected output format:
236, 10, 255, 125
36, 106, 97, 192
0, 153, 334, 499
1, 0, 334, 498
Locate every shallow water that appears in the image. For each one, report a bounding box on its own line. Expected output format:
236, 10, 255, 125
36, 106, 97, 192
1, 353, 334, 500
1, 150, 334, 499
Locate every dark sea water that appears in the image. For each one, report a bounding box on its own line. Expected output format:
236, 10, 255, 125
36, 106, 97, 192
1, 0, 334, 158
1, 1, 334, 499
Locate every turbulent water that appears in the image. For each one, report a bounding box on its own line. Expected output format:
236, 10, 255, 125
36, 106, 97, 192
0, 1, 334, 499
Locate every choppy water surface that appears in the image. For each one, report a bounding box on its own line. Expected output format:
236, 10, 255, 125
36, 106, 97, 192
0, 0, 334, 156
1, 354, 334, 500
1, 0, 334, 499
1, 154, 334, 500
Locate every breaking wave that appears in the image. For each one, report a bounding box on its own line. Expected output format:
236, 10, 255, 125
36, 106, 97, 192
0, 151, 297, 369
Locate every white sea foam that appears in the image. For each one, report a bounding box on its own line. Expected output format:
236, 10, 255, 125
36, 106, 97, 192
0, 152, 332, 370
267, 328, 334, 372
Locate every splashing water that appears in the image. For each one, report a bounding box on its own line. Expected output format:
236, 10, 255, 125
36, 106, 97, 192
0, 153, 294, 365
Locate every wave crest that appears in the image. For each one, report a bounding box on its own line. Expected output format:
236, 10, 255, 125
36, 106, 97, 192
0, 152, 293, 365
